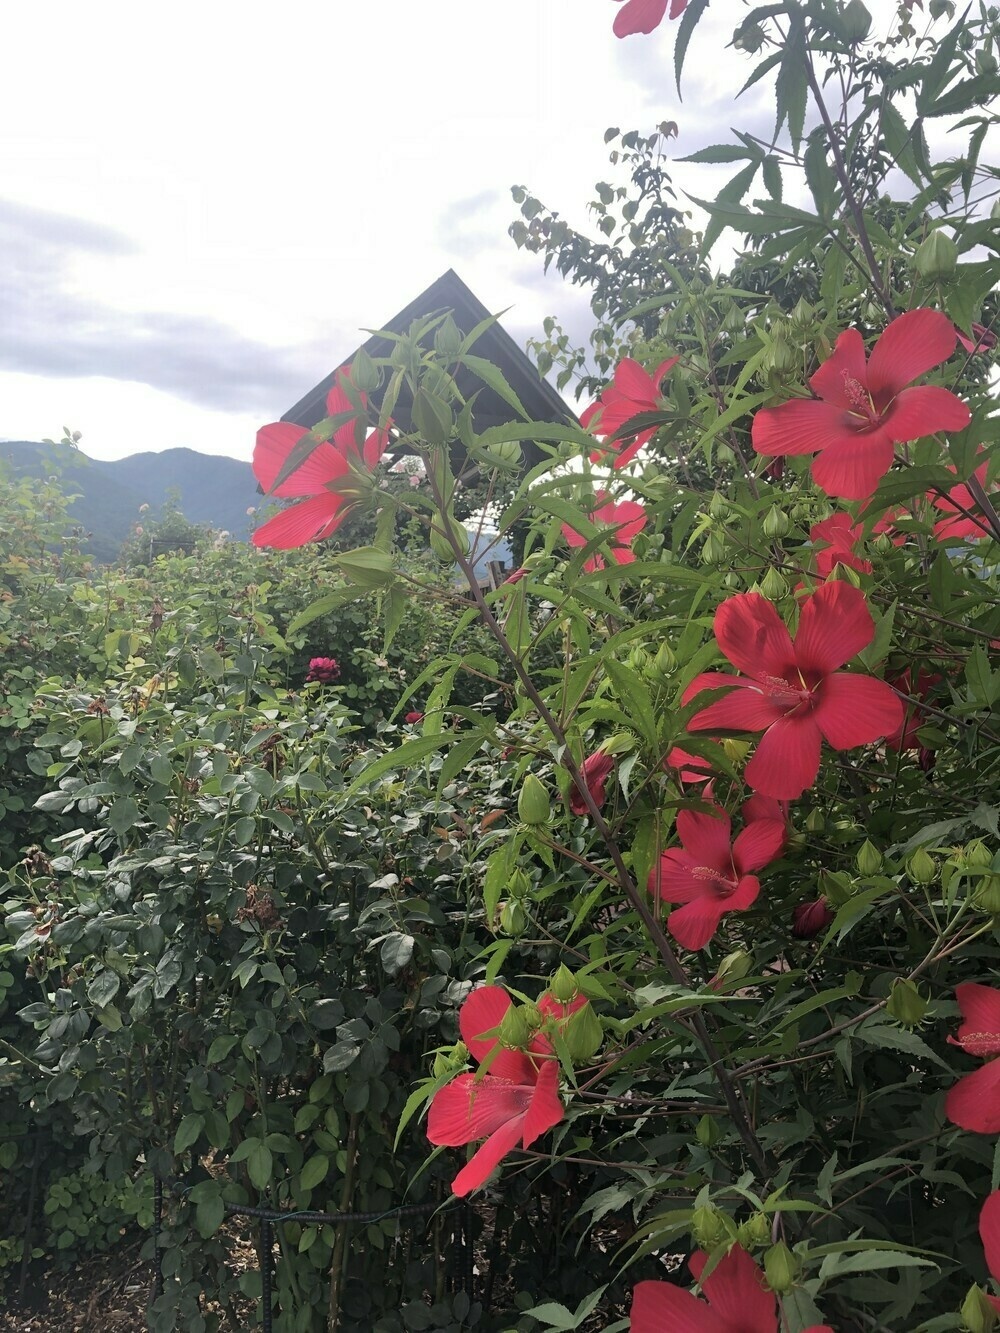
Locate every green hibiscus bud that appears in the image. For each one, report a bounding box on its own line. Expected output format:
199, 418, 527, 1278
348, 348, 380, 393
805, 808, 826, 834
695, 1114, 721, 1147
709, 493, 731, 520
482, 440, 522, 471
763, 505, 790, 539
518, 774, 551, 826
791, 298, 813, 329
714, 949, 753, 986
974, 874, 1000, 915
738, 1212, 772, 1249
429, 513, 469, 562
886, 978, 929, 1028
839, 0, 872, 41
915, 229, 958, 280
498, 1004, 531, 1049
499, 900, 527, 937
412, 386, 455, 448
763, 1240, 800, 1294
818, 868, 855, 907
432, 1041, 468, 1078
562, 1002, 603, 1063
434, 314, 463, 358
966, 839, 994, 869
650, 641, 676, 683
872, 531, 895, 556
549, 964, 578, 1005
692, 1206, 735, 1250
508, 869, 532, 901
962, 1283, 999, 1333
627, 645, 652, 676
701, 533, 727, 566
856, 840, 883, 876
906, 847, 937, 885
759, 568, 788, 601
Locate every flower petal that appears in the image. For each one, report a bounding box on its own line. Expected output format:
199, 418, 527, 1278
652, 849, 713, 905
613, 0, 670, 37
752, 398, 855, 457
810, 431, 895, 500
687, 685, 789, 735
714, 592, 796, 681
809, 328, 869, 409
449, 1116, 525, 1196
668, 896, 727, 950
884, 384, 972, 443
955, 982, 1000, 1043
253, 424, 347, 497
981, 1191, 1000, 1285
676, 805, 733, 868
630, 1279, 729, 1333
613, 357, 658, 402
866, 308, 957, 400
813, 674, 904, 750
691, 1245, 777, 1333
794, 581, 875, 675
252, 494, 346, 549
734, 819, 786, 874
744, 716, 823, 799
945, 1060, 1000, 1134
521, 1057, 564, 1147
427, 1074, 531, 1146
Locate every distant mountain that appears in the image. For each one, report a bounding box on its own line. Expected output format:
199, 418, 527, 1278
0, 441, 259, 563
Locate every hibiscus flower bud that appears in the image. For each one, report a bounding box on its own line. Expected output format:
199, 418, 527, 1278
906, 847, 937, 884
915, 229, 958, 280
966, 839, 994, 869
627, 645, 652, 676
961, 1283, 999, 1333
518, 775, 551, 826
709, 493, 731, 520
522, 1002, 543, 1032
886, 978, 929, 1028
695, 1114, 721, 1147
763, 1240, 800, 1294
818, 868, 855, 906
651, 641, 676, 681
856, 840, 883, 876
872, 532, 895, 556
974, 874, 1000, 915
828, 561, 862, 588
498, 1004, 531, 1049
701, 533, 727, 566
692, 1206, 735, 1250
712, 949, 753, 987
759, 568, 788, 601
805, 808, 826, 833
839, 0, 872, 40
348, 349, 380, 393
508, 869, 532, 901
434, 314, 463, 358
482, 440, 522, 471
738, 1211, 772, 1248
549, 964, 578, 1005
722, 738, 750, 763
791, 298, 814, 329
562, 1002, 603, 1063
763, 505, 790, 539
433, 1042, 469, 1078
791, 898, 834, 938
499, 900, 527, 937
429, 513, 470, 561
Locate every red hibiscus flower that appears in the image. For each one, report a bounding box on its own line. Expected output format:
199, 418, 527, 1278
945, 982, 1000, 1134
685, 582, 904, 800
253, 379, 389, 549
649, 802, 785, 950
885, 668, 941, 761
792, 898, 834, 938
569, 750, 615, 816
582, 357, 678, 467
612, 0, 687, 37
427, 987, 565, 1196
810, 513, 873, 579
957, 322, 998, 356
562, 494, 647, 571
305, 656, 340, 684
631, 1245, 833, 1332
752, 308, 971, 501
932, 459, 993, 541
980, 1191, 1000, 1313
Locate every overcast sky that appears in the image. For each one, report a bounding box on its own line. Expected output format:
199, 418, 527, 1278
0, 2, 864, 463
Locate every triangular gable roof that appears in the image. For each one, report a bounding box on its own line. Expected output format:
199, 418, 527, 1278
281, 269, 574, 471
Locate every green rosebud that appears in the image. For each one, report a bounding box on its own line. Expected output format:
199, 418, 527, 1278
914, 229, 958, 280
966, 839, 994, 869
738, 1212, 772, 1249
508, 869, 532, 901
886, 978, 929, 1028
962, 1283, 999, 1333
692, 1206, 735, 1250
499, 900, 527, 937
518, 774, 551, 826
906, 847, 937, 885
549, 964, 578, 1005
562, 1002, 603, 1063
763, 505, 790, 539
839, 0, 872, 41
805, 808, 826, 834
695, 1114, 721, 1147
856, 840, 883, 876
763, 1240, 800, 1294
498, 1003, 531, 1048
759, 568, 788, 602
